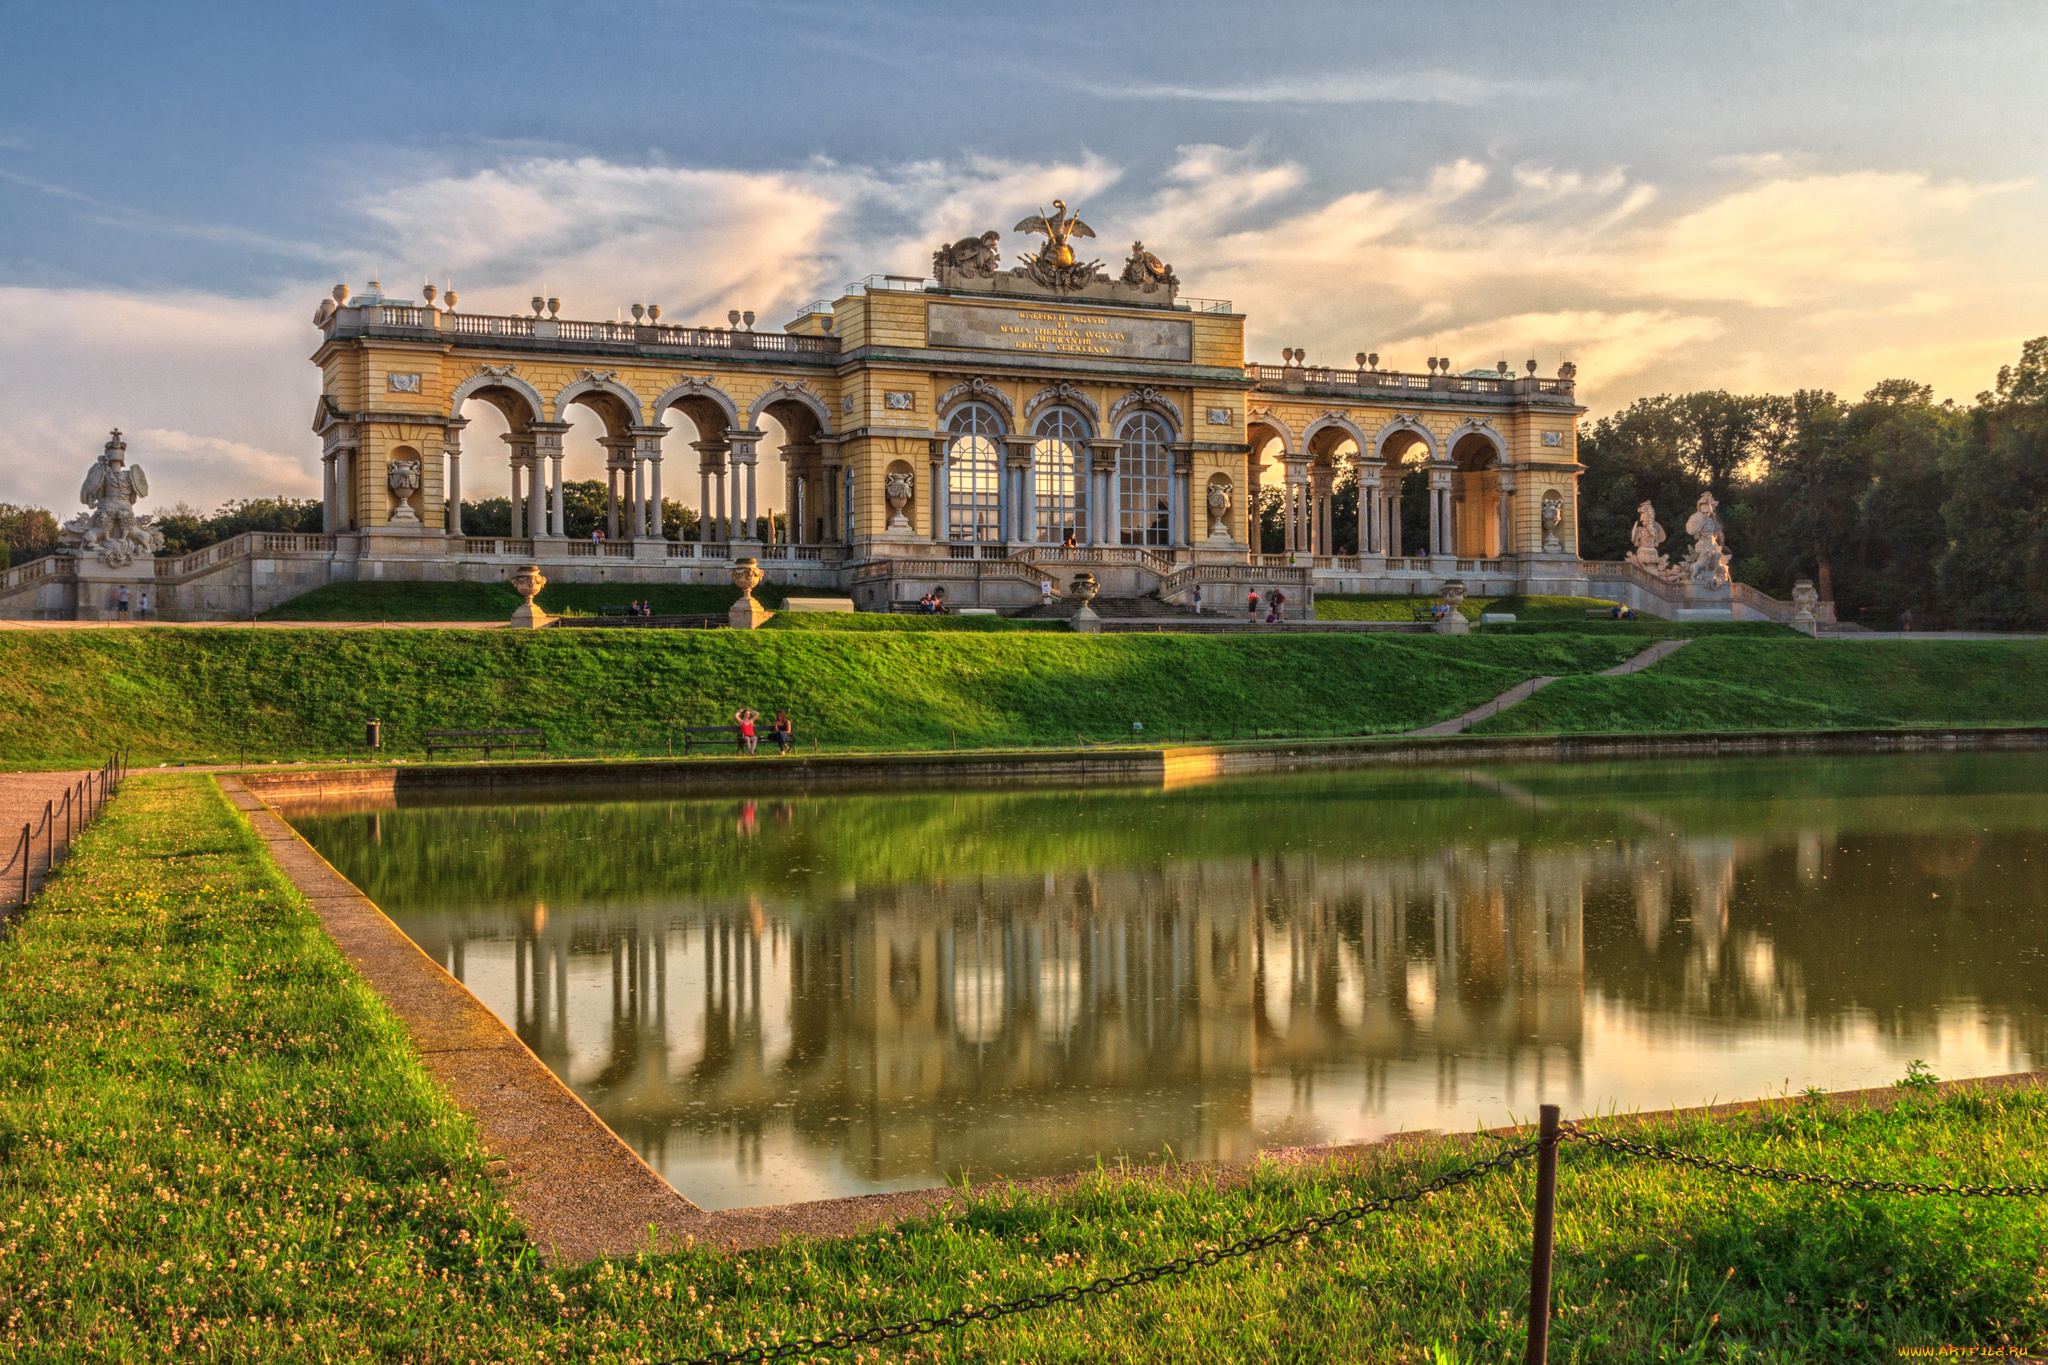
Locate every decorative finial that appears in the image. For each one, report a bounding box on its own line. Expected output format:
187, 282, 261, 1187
546, 297, 560, 318
647, 303, 661, 322
1355, 352, 1368, 368
1497, 359, 1509, 375
1367, 353, 1379, 370
531, 295, 546, 317
742, 310, 755, 330
332, 284, 349, 305
631, 303, 645, 323
727, 310, 741, 328
423, 282, 437, 305
443, 289, 458, 311
1526, 358, 1538, 375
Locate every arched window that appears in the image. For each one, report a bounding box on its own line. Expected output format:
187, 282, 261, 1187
1117, 413, 1171, 547
1033, 409, 1086, 545
946, 402, 1003, 542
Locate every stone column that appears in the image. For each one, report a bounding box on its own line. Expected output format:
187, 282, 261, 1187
819, 438, 844, 546
630, 425, 667, 540
1169, 445, 1194, 550
927, 439, 946, 541
444, 421, 467, 538
725, 429, 763, 544
1385, 477, 1403, 559
1497, 470, 1516, 556
1428, 463, 1453, 556
597, 435, 633, 539
1089, 440, 1121, 546
526, 423, 568, 540
1246, 451, 1264, 555
503, 433, 536, 538
1355, 463, 1380, 559
321, 452, 337, 534
1002, 436, 1034, 546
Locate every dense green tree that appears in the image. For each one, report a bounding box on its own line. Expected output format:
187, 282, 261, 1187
1939, 337, 2048, 629
0, 504, 61, 567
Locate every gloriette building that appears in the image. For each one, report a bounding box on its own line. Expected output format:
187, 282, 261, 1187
1, 204, 1808, 622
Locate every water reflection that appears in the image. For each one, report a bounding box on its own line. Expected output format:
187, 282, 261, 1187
293, 754, 2048, 1209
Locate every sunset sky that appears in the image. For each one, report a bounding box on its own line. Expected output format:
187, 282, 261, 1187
2, 0, 2043, 513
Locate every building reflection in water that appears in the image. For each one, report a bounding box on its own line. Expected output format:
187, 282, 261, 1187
302, 758, 2048, 1210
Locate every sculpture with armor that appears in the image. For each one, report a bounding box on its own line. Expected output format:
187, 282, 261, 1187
1120, 240, 1178, 294
64, 430, 164, 568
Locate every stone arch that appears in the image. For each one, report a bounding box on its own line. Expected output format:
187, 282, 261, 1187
748, 381, 833, 437
553, 372, 645, 430
1024, 382, 1100, 431
1303, 413, 1368, 464
1246, 407, 1296, 457
652, 376, 742, 432
1108, 387, 1182, 438
1446, 420, 1505, 469
1373, 416, 1437, 465
936, 377, 1014, 428
449, 369, 546, 428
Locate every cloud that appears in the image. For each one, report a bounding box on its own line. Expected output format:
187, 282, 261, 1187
1079, 71, 1573, 106
2, 144, 2042, 516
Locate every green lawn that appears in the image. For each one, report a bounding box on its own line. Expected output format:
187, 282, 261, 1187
1470, 638, 2048, 734
0, 631, 1646, 766
6, 774, 2045, 1363
1316, 593, 1794, 638
260, 578, 841, 621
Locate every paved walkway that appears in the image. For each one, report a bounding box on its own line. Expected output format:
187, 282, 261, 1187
1407, 638, 1691, 738
0, 619, 504, 631
0, 769, 94, 903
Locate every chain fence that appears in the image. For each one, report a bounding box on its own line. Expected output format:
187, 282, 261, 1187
620, 1105, 2048, 1365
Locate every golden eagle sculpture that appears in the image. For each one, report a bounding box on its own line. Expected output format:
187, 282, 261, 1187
1013, 199, 1096, 269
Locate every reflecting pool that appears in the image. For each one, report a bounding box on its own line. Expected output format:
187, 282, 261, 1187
290, 752, 2048, 1211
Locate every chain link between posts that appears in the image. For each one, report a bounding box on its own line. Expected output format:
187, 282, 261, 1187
1559, 1122, 2048, 1198
645, 1140, 1540, 1365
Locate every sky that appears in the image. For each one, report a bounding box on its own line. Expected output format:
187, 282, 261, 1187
2, 0, 2044, 515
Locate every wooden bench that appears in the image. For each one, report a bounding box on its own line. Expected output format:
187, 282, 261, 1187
681, 725, 742, 754
1585, 606, 1636, 620
1411, 608, 1438, 622
599, 605, 633, 618
424, 728, 548, 759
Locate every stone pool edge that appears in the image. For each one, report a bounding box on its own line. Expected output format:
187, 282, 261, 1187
230, 722, 2048, 808
227, 768, 2048, 1263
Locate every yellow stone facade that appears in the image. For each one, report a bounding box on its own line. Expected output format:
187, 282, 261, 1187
308, 224, 1586, 610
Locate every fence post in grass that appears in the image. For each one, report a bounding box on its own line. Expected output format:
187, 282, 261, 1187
1524, 1103, 1561, 1365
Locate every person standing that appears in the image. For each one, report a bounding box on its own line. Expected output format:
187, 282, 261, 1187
116, 586, 130, 619
1247, 588, 1260, 621
735, 707, 760, 756
138, 591, 150, 620
1192, 584, 1203, 614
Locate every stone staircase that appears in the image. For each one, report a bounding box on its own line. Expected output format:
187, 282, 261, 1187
1008, 592, 1207, 622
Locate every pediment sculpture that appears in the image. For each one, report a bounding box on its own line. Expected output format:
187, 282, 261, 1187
1119, 241, 1178, 293
933, 231, 1002, 279
930, 201, 1180, 303
1013, 201, 1105, 291
61, 429, 164, 568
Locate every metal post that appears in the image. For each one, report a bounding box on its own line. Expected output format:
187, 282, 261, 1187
43, 801, 52, 874
1525, 1103, 1561, 1364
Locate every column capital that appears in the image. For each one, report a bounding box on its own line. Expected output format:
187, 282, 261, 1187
1002, 434, 1035, 468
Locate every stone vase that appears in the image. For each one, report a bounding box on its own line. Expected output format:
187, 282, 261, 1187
509, 564, 551, 629
728, 556, 773, 629
1067, 571, 1102, 635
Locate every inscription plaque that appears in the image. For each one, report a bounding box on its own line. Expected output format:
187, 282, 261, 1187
928, 302, 1192, 363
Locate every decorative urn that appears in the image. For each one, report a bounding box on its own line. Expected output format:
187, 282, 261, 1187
727, 557, 773, 630
508, 564, 550, 629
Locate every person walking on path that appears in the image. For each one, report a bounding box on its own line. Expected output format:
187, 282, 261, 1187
772, 710, 794, 755
735, 707, 760, 756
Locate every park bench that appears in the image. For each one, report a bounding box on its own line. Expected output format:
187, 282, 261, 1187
1411, 608, 1438, 622
681, 725, 743, 753
424, 728, 548, 759
1585, 606, 1636, 620
599, 605, 632, 617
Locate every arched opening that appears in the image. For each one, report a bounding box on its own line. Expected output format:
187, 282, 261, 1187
555, 389, 637, 540
1117, 412, 1171, 548
1033, 408, 1088, 545
758, 397, 825, 545
1246, 420, 1290, 554
1450, 433, 1503, 558
452, 383, 542, 539
945, 402, 1004, 543
1306, 424, 1361, 555
1377, 429, 1433, 560
655, 395, 733, 544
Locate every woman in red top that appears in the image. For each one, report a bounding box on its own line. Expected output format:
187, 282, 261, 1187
734, 707, 760, 756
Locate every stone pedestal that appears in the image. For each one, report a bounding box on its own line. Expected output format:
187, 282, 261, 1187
1068, 571, 1103, 634
72, 555, 160, 621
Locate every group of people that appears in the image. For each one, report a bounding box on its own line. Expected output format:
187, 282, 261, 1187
914, 591, 951, 615
625, 599, 657, 617
732, 707, 794, 756
1245, 588, 1287, 624
110, 586, 149, 619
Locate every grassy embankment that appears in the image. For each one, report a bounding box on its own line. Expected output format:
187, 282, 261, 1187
261, 579, 844, 621
1317, 593, 1793, 637
4, 774, 2045, 1363
1471, 637, 2048, 735
0, 631, 1646, 767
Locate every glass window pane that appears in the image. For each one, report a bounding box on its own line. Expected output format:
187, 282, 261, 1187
1118, 413, 1171, 547
947, 402, 1003, 543
1033, 408, 1086, 544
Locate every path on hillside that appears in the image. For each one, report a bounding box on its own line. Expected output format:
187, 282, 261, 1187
0, 770, 94, 902
0, 619, 505, 630
1407, 638, 1690, 737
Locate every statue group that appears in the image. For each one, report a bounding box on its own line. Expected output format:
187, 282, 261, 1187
1627, 494, 1732, 591
63, 430, 163, 568
932, 201, 1178, 298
